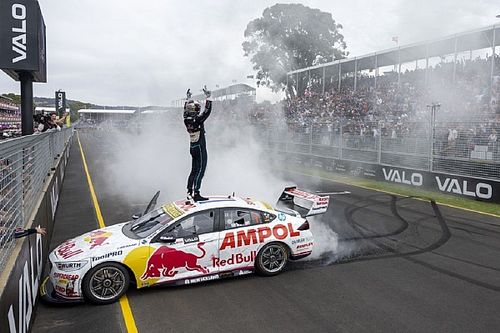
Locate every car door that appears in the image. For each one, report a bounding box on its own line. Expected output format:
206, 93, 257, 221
216, 208, 273, 272
142, 209, 220, 285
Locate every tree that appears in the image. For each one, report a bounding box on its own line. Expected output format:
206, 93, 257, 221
242, 4, 347, 95
2, 93, 21, 104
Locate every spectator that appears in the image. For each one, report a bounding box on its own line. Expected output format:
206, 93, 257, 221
37, 112, 68, 133
0, 226, 46, 247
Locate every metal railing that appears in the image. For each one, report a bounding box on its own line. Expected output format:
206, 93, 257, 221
0, 127, 73, 270
264, 121, 500, 180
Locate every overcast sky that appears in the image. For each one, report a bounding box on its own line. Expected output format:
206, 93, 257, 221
0, 0, 498, 106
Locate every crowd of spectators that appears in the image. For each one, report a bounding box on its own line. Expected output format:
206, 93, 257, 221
0, 96, 21, 140
274, 56, 500, 157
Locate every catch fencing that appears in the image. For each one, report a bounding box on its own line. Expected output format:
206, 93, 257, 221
265, 120, 500, 181
0, 127, 73, 270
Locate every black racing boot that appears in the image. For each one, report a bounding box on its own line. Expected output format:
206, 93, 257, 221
193, 191, 208, 202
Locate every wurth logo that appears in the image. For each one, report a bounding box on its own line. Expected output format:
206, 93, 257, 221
11, 4, 27, 63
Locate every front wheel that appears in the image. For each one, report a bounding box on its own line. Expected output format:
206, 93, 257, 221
82, 262, 130, 305
255, 242, 289, 276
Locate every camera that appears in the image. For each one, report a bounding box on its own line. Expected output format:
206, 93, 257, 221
33, 113, 49, 124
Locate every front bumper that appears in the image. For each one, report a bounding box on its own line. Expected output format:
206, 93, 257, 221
40, 276, 84, 305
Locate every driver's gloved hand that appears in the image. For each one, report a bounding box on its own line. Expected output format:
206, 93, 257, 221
202, 85, 211, 99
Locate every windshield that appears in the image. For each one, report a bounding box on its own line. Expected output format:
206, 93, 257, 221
125, 208, 173, 238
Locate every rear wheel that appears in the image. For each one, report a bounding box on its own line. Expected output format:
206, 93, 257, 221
82, 262, 130, 305
255, 242, 289, 276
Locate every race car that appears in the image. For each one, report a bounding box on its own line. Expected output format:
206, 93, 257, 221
40, 187, 329, 305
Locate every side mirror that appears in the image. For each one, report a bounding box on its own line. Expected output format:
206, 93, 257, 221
159, 235, 176, 243
132, 213, 142, 220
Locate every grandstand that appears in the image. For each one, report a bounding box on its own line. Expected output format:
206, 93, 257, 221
286, 24, 499, 96
35, 106, 70, 114
264, 24, 500, 183
171, 83, 256, 107
77, 108, 137, 123
0, 95, 21, 139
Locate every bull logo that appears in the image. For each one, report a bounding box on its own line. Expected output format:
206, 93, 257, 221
84, 230, 112, 249
141, 242, 208, 280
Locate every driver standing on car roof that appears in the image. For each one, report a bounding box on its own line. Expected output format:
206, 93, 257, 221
184, 86, 213, 202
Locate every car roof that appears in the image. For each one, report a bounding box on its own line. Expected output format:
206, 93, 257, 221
161, 196, 274, 219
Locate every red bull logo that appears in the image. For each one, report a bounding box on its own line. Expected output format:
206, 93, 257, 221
84, 230, 112, 249
141, 242, 208, 280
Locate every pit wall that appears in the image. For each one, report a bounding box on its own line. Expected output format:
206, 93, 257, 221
0, 136, 71, 333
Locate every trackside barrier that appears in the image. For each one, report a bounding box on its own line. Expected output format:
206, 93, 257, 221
277, 152, 500, 203
0, 128, 73, 333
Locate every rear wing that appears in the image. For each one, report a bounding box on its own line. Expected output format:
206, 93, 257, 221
277, 186, 329, 217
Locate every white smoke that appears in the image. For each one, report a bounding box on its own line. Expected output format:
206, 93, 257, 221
308, 217, 339, 260
95, 101, 355, 264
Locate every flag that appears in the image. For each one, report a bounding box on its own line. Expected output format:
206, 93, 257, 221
392, 36, 399, 44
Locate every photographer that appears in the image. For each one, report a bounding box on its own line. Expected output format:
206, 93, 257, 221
37, 112, 68, 133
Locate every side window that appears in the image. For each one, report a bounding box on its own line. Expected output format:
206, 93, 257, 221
166, 210, 215, 238
261, 211, 276, 223
224, 209, 269, 230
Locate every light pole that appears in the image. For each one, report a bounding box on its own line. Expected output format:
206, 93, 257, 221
426, 102, 441, 172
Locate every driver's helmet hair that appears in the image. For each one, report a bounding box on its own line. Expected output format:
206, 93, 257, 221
184, 100, 201, 113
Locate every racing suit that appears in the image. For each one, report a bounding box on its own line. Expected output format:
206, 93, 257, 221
184, 99, 212, 195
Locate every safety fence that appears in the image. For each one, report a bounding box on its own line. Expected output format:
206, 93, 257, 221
0, 127, 73, 270
265, 121, 500, 181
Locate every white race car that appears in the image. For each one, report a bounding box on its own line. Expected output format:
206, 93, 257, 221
40, 187, 329, 304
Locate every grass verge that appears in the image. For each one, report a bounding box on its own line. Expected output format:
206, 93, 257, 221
286, 166, 500, 217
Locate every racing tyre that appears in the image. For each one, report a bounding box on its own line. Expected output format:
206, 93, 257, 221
255, 242, 289, 277
82, 262, 130, 305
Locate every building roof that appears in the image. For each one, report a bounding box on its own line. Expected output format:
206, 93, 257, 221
35, 107, 70, 113
288, 24, 500, 75
77, 109, 136, 114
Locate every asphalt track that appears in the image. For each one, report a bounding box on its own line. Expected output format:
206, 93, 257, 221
32, 131, 500, 333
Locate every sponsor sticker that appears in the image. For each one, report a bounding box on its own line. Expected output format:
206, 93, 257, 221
163, 203, 184, 218
220, 223, 300, 250
53, 272, 79, 280
212, 251, 257, 268
92, 250, 123, 262
141, 243, 208, 280
183, 235, 199, 244
118, 243, 137, 250
57, 240, 84, 259
185, 274, 219, 285
84, 230, 112, 249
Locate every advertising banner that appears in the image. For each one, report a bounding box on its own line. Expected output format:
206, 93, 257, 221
55, 91, 66, 117
0, 0, 46, 82
288, 153, 500, 203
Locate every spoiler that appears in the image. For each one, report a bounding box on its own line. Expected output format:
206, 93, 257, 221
277, 186, 330, 217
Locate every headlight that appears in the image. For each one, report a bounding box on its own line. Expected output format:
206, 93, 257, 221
54, 260, 89, 272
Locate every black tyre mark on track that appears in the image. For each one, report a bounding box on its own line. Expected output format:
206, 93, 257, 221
343, 198, 500, 292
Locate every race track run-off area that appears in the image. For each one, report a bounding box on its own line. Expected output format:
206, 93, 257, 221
32, 132, 500, 333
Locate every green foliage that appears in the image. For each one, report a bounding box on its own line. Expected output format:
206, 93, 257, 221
2, 93, 21, 104
68, 101, 92, 122
242, 3, 347, 93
